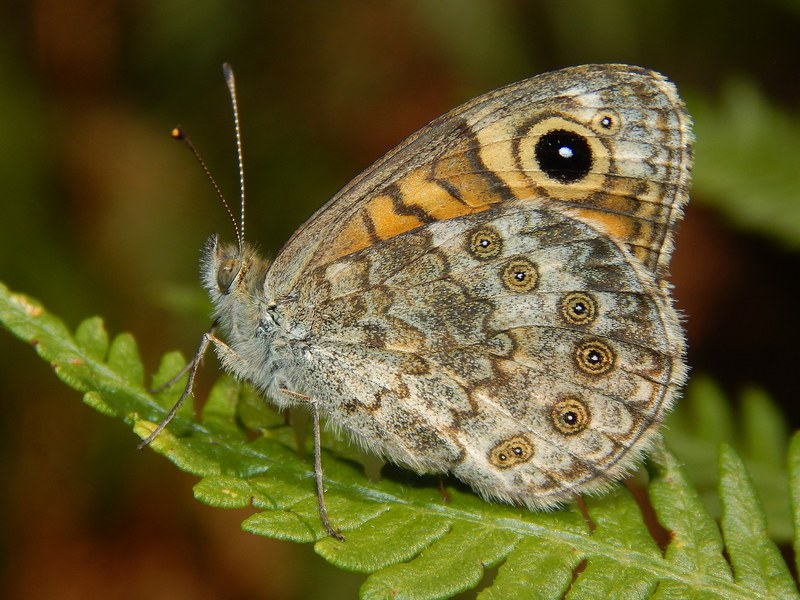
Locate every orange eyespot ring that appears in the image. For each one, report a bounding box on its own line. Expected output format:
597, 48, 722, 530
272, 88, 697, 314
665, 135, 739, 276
560, 292, 598, 325
488, 435, 534, 468
574, 339, 616, 375
469, 227, 503, 259
551, 397, 591, 434
502, 258, 538, 292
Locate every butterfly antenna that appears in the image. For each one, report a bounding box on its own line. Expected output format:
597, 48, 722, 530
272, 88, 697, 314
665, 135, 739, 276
223, 63, 246, 254
171, 127, 242, 252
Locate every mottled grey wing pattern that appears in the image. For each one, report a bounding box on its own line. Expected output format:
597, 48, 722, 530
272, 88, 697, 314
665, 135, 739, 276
283, 199, 685, 507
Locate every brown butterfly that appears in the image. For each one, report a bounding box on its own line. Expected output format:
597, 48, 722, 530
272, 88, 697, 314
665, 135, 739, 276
142, 63, 692, 539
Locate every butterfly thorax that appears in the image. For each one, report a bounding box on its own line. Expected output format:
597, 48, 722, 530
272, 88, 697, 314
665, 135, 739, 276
201, 234, 306, 408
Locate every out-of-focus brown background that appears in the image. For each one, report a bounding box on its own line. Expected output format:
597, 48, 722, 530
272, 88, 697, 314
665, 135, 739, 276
2, 1, 800, 598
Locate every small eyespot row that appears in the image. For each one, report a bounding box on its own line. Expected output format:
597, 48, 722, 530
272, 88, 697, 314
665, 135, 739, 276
488, 435, 534, 469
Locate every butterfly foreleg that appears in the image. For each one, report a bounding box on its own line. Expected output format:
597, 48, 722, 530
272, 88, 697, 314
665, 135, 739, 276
138, 325, 218, 449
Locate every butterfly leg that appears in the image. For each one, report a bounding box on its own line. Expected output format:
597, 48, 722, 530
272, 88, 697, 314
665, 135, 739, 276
148, 319, 222, 395
279, 388, 344, 541
138, 326, 218, 449
437, 476, 452, 504
148, 361, 193, 394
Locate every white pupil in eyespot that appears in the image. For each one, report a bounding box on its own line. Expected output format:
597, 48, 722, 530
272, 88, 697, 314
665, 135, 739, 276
558, 146, 574, 159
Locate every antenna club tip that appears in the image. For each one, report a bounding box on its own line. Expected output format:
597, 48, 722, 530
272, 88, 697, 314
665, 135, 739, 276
223, 63, 234, 84
171, 127, 186, 140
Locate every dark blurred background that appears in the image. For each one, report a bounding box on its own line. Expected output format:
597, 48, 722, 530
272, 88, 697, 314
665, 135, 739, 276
2, 1, 800, 598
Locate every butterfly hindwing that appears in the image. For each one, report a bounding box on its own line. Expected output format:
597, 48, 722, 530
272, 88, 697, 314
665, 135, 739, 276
285, 200, 685, 507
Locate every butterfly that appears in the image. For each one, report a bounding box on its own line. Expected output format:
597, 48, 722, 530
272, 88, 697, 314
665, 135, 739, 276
142, 63, 692, 540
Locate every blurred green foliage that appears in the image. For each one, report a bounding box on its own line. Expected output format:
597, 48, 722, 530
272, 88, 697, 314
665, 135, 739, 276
2, 1, 800, 598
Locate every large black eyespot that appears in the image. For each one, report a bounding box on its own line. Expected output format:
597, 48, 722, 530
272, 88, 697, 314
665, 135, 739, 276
216, 258, 241, 292
534, 129, 593, 183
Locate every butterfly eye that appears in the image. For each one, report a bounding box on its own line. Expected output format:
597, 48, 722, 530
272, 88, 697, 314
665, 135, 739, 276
535, 129, 593, 183
550, 398, 591, 434
216, 258, 241, 292
560, 292, 598, 325
574, 339, 617, 375
488, 435, 534, 468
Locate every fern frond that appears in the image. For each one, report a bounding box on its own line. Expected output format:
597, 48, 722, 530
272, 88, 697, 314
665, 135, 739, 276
666, 376, 793, 542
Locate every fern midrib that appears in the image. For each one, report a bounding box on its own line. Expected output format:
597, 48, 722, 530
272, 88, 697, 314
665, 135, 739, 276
323, 478, 755, 597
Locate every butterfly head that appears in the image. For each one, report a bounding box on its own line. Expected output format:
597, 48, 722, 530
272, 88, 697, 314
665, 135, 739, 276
201, 234, 271, 317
